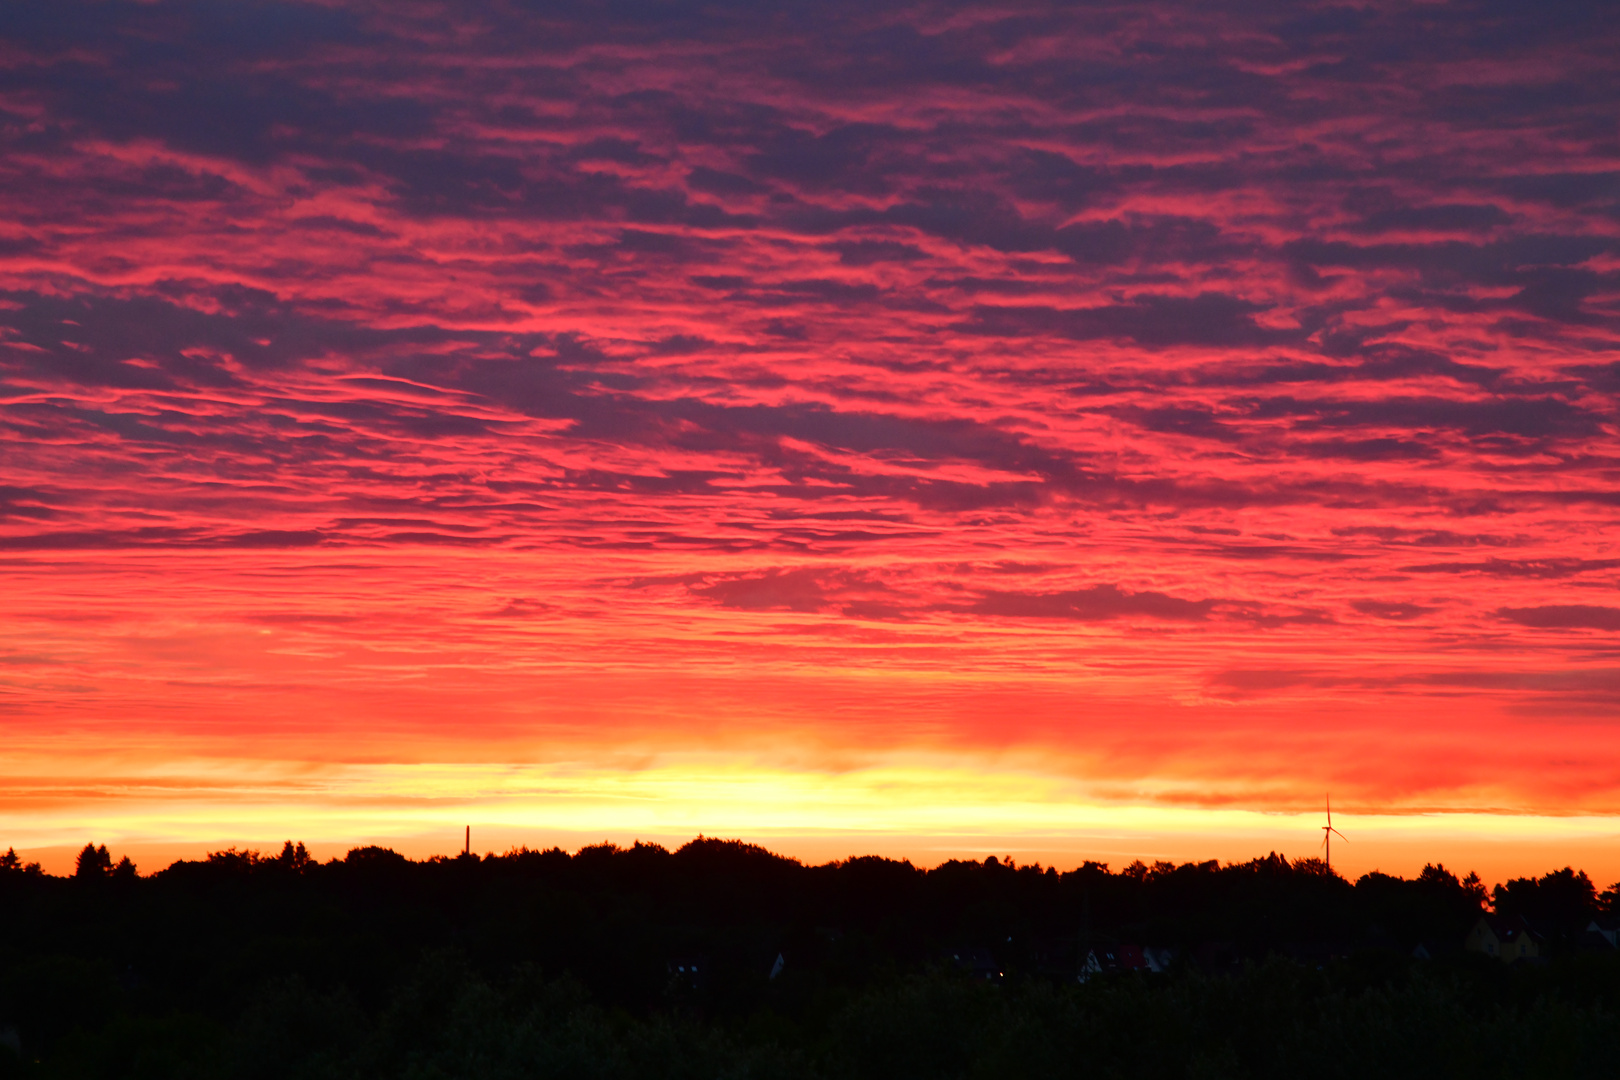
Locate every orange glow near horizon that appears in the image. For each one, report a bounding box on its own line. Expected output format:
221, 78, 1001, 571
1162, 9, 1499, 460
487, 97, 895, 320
12, 751, 1620, 887
3, 2, 1620, 889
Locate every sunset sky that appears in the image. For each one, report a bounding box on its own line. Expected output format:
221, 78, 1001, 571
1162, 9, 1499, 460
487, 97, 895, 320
3, 0, 1619, 883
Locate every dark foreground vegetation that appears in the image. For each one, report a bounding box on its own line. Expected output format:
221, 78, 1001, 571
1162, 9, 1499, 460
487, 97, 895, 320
5, 839, 1620, 1078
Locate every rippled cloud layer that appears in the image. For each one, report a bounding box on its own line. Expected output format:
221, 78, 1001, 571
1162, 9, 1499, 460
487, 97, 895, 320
3, 0, 1619, 862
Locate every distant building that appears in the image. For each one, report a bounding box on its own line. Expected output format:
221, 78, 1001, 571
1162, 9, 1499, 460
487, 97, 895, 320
1039, 938, 1171, 981
1465, 915, 1544, 963
1586, 917, 1620, 948
1080, 944, 1151, 980
1412, 939, 1451, 961
1142, 946, 1176, 973
948, 947, 1002, 981
666, 955, 707, 992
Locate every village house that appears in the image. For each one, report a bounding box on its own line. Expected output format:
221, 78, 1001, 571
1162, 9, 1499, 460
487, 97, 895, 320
1080, 944, 1153, 980
949, 947, 1002, 982
1464, 915, 1544, 963
1586, 917, 1620, 948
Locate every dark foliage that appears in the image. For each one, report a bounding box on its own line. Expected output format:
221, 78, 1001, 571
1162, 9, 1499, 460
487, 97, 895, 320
1492, 867, 1599, 941
2, 839, 1619, 1078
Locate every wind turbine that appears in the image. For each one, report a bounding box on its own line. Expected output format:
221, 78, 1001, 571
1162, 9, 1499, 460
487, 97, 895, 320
1320, 795, 1346, 870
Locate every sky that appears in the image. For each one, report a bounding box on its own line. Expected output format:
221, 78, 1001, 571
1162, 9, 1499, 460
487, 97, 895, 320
2, 0, 1619, 883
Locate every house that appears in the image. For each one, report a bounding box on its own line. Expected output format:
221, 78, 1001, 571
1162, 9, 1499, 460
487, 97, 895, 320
1080, 944, 1151, 981
1412, 939, 1452, 961
666, 955, 708, 992
1464, 915, 1544, 963
1113, 944, 1151, 972
948, 947, 1002, 982
1142, 946, 1177, 973
1586, 917, 1620, 948
1576, 926, 1615, 952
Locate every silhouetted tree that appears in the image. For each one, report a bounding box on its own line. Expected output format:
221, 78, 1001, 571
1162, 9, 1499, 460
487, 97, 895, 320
1417, 863, 1458, 889
276, 840, 311, 870
5, 837, 1620, 1077
1492, 866, 1598, 938
0, 847, 41, 875
74, 842, 112, 879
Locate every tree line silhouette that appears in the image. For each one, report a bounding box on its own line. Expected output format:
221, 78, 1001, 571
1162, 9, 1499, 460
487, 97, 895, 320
4, 837, 1620, 1078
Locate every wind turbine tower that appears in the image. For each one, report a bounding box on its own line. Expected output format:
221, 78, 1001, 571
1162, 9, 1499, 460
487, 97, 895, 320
1321, 795, 1347, 870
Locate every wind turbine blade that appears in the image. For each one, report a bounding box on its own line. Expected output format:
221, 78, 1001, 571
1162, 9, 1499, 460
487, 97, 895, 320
1329, 828, 1347, 841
